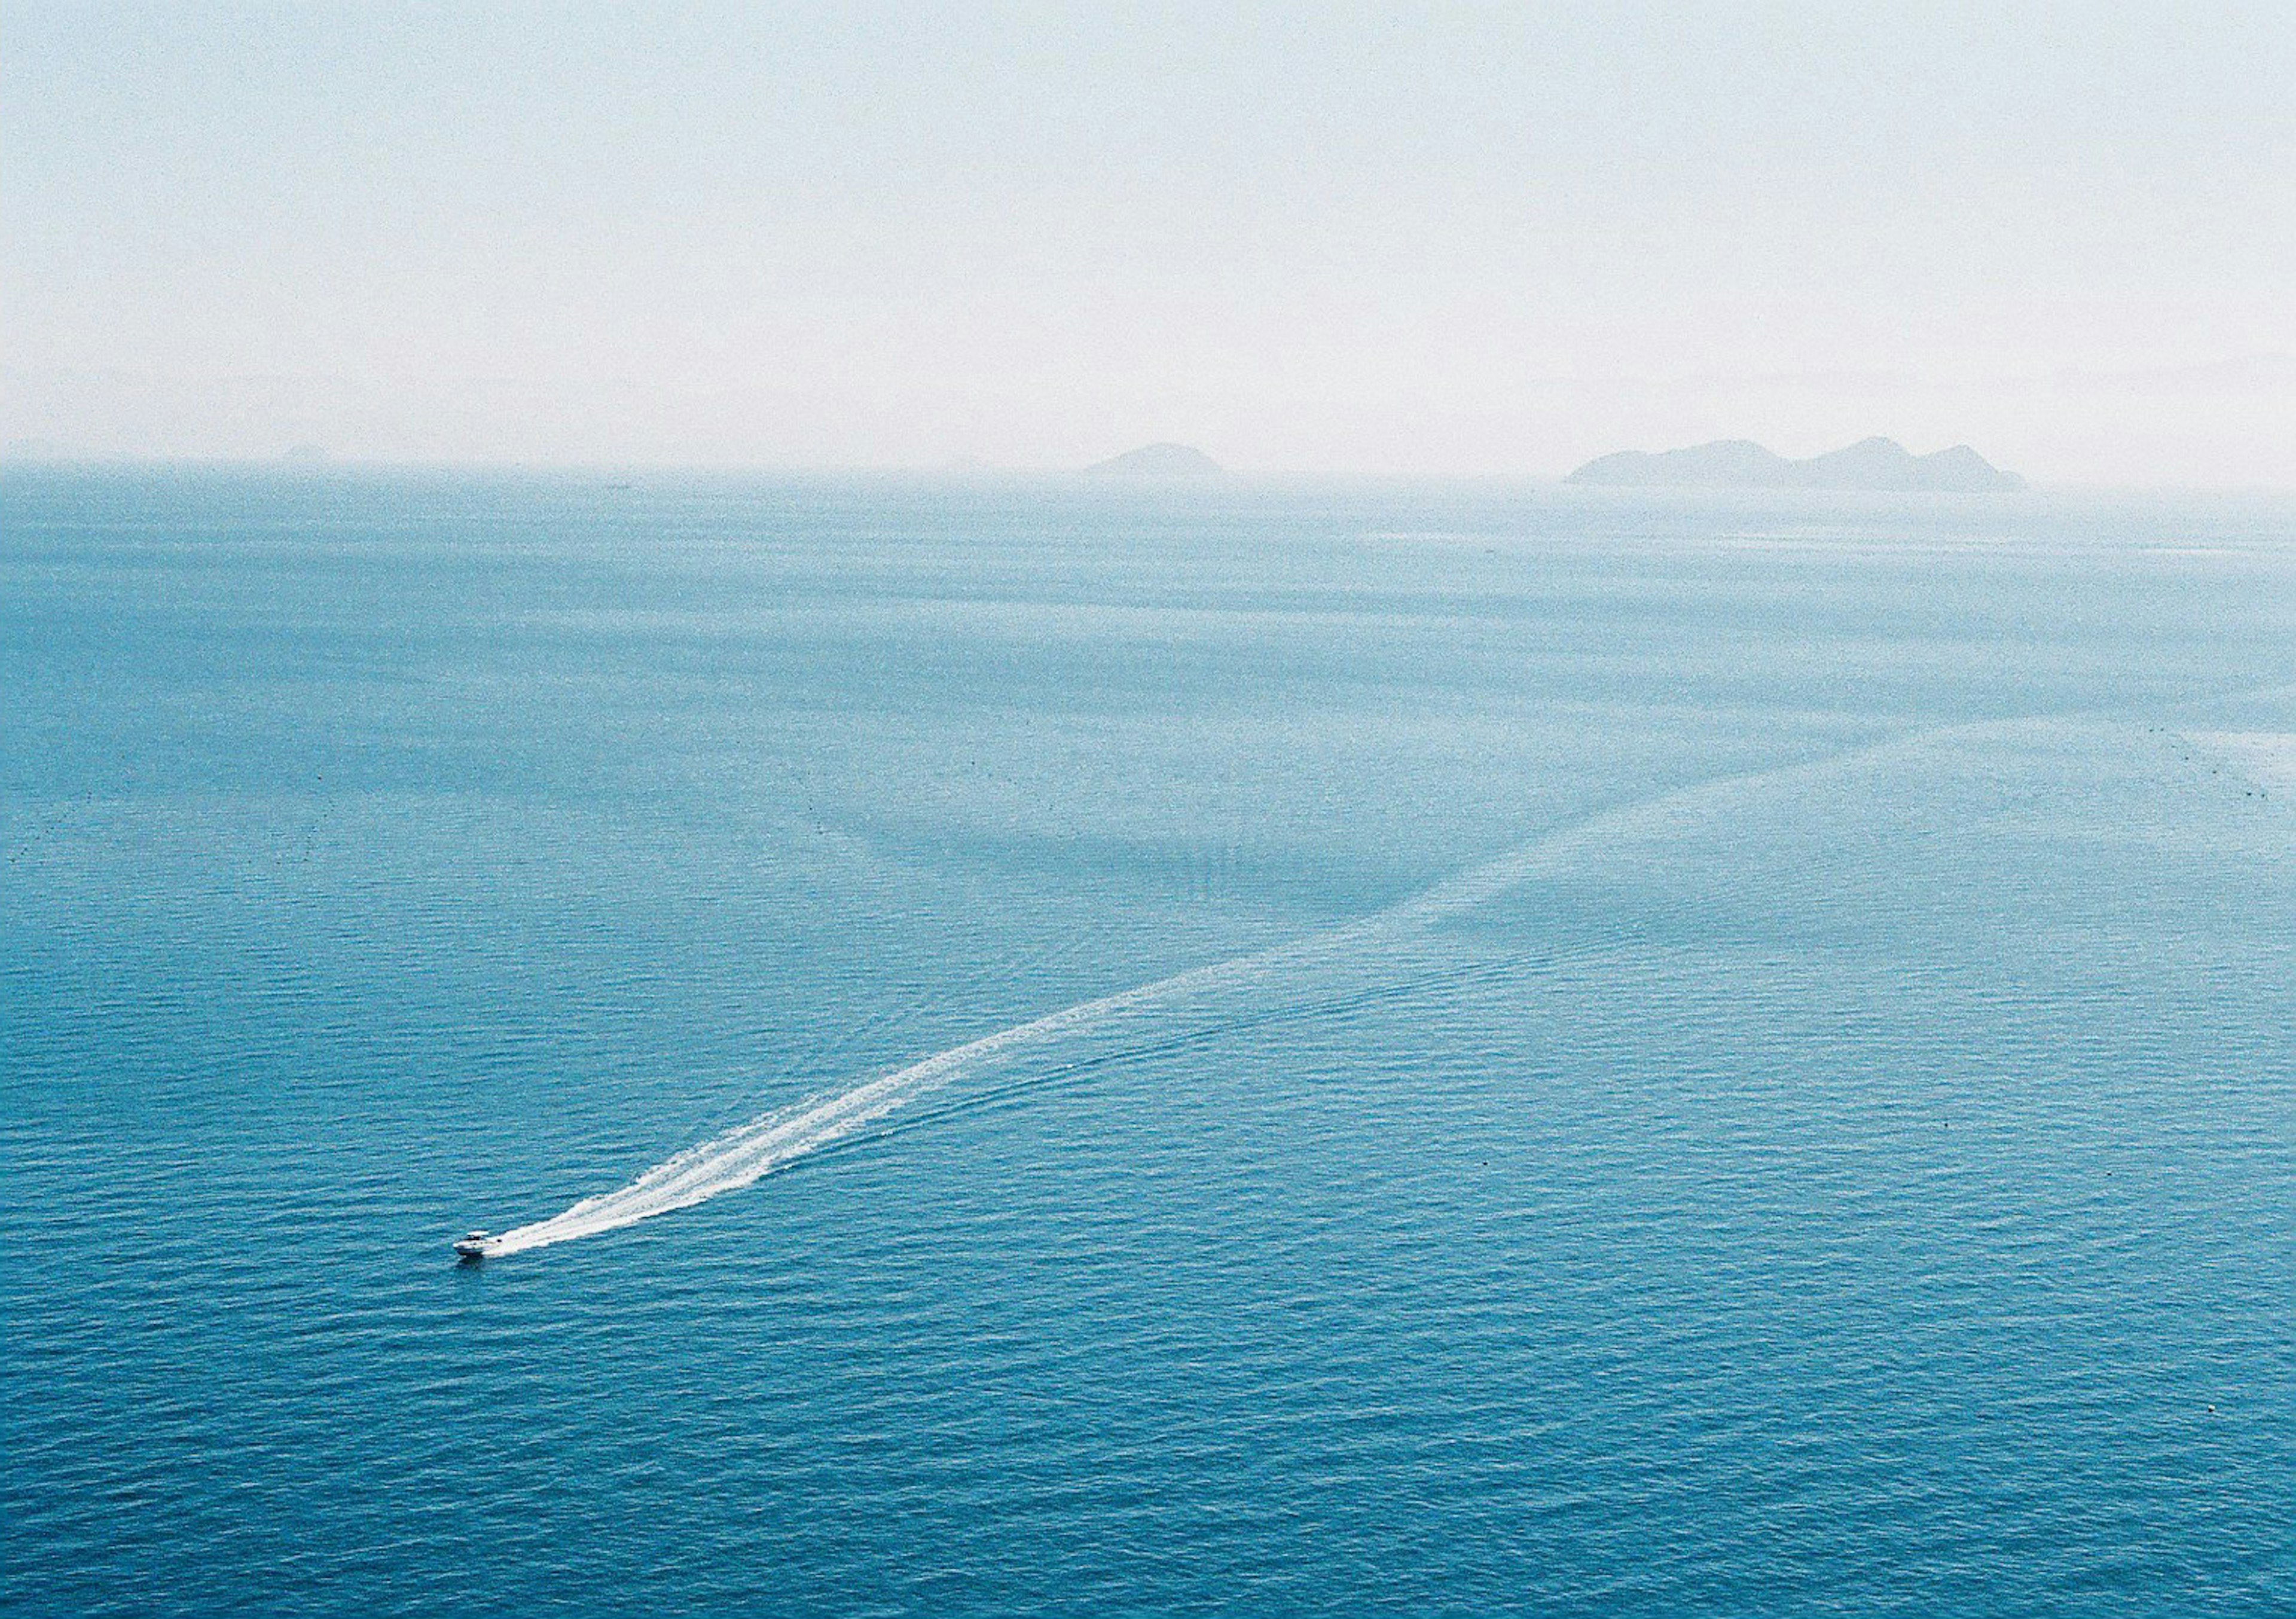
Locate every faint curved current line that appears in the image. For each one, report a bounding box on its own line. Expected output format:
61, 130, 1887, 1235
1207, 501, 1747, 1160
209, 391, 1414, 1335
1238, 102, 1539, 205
469, 718, 2028, 1257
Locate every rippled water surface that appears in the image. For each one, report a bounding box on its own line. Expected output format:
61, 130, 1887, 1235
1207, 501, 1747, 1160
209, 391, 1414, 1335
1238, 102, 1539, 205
5, 470, 2292, 1614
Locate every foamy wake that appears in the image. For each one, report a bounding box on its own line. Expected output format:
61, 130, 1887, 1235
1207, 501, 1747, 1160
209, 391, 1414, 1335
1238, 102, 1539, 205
480, 946, 1286, 1256
469, 729, 1936, 1258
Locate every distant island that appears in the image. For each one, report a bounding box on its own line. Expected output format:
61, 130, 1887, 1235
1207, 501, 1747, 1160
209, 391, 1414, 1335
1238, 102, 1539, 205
1568, 437, 2024, 493
1085, 442, 1223, 476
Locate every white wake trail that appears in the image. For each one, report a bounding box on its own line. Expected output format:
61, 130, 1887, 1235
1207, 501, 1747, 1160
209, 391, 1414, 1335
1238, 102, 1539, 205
480, 946, 1283, 1256
470, 727, 1963, 1258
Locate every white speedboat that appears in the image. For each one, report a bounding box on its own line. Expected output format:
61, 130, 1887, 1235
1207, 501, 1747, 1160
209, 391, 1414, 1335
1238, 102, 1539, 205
453, 1231, 491, 1261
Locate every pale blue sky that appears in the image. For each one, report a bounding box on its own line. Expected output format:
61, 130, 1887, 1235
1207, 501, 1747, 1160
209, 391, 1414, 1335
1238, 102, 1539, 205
5, 2, 2291, 482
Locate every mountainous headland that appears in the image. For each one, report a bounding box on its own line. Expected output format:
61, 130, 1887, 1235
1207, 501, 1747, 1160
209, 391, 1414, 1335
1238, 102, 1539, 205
1568, 437, 2025, 493
1084, 443, 1224, 476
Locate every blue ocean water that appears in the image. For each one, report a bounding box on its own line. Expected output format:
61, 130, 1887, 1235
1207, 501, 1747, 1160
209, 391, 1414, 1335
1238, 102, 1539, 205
3, 468, 2291, 1615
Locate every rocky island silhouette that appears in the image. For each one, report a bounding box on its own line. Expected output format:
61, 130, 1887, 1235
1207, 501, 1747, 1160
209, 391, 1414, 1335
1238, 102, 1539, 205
1570, 436, 2024, 492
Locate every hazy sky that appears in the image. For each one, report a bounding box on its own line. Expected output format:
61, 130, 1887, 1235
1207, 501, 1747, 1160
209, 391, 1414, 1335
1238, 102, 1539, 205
5, 2, 2291, 483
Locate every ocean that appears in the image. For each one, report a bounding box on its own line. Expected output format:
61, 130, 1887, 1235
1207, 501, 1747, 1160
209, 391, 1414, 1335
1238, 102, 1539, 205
4, 468, 2291, 1614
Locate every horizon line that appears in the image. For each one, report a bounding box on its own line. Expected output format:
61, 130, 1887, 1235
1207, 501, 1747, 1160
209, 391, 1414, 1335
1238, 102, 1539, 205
8, 453, 2296, 497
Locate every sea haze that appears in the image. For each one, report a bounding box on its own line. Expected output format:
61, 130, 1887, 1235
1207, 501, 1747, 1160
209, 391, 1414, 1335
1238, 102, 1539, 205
4, 469, 2292, 1615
